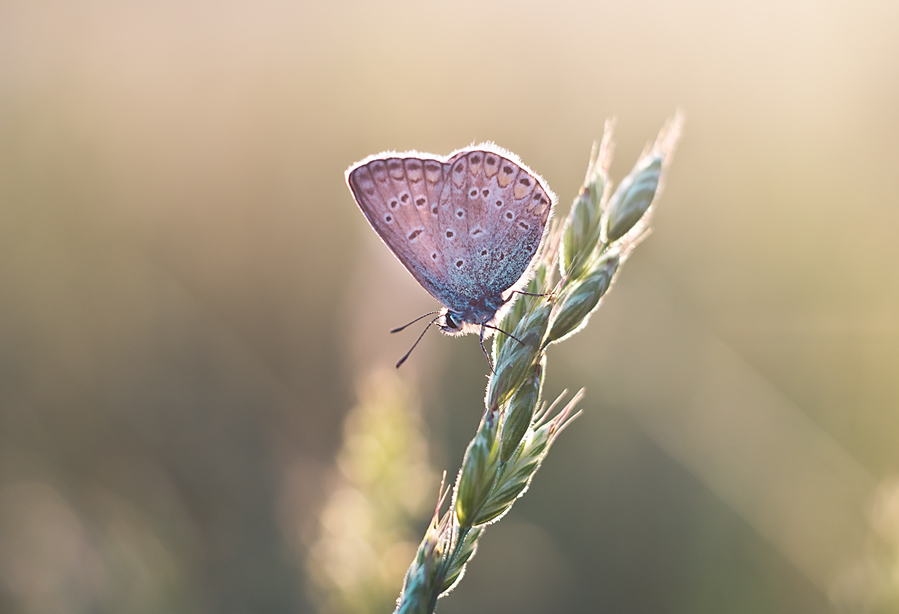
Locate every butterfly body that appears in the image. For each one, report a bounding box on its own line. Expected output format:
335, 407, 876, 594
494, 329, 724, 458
346, 144, 555, 352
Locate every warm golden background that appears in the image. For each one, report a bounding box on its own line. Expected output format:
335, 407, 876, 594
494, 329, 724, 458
2, 0, 898, 612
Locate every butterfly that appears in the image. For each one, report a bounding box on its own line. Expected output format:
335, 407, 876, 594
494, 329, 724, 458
346, 144, 555, 368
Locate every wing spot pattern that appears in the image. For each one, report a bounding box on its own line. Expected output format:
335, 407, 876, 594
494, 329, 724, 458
484, 156, 499, 177
446, 230, 455, 239
408, 229, 423, 241
469, 188, 478, 198
405, 161, 422, 183
456, 209, 465, 218
455, 259, 464, 268
495, 199, 503, 207
370, 163, 388, 184
416, 197, 426, 207
425, 163, 442, 184
388, 161, 404, 180
505, 211, 515, 220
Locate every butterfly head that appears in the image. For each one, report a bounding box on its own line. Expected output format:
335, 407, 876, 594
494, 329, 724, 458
438, 309, 466, 336
438, 309, 489, 337
437, 298, 504, 337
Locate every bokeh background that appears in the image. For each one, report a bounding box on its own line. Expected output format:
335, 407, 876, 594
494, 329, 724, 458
2, 0, 898, 612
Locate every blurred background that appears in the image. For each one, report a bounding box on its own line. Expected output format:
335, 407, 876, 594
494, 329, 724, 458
1, 0, 898, 612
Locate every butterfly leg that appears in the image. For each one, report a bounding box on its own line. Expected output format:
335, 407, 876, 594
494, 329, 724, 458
511, 290, 549, 297
509, 289, 554, 300
479, 325, 496, 375
481, 324, 524, 346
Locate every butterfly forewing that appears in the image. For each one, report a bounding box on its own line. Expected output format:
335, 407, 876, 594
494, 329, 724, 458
347, 156, 451, 304
346, 144, 555, 320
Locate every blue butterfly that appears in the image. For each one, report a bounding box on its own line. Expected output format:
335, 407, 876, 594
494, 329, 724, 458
346, 144, 555, 367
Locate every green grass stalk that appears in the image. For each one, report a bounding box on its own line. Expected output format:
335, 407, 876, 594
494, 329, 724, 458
394, 115, 683, 614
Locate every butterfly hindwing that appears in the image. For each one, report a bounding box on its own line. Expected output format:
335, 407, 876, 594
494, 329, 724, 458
443, 148, 554, 299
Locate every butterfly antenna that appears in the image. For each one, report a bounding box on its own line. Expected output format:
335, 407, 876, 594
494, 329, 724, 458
390, 311, 441, 334
395, 315, 440, 369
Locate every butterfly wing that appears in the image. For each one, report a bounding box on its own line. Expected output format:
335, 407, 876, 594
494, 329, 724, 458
346, 145, 555, 316
346, 154, 458, 307
442, 146, 555, 299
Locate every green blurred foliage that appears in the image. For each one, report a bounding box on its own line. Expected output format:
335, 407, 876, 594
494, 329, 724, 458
1, 1, 898, 612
